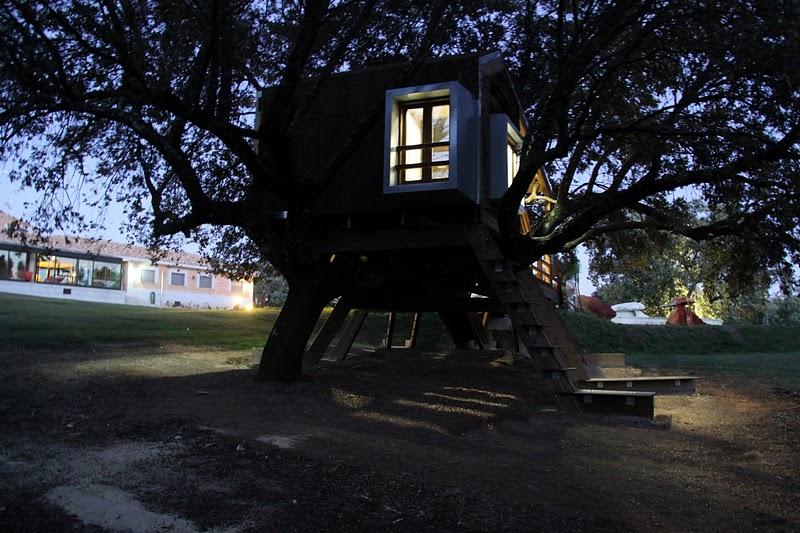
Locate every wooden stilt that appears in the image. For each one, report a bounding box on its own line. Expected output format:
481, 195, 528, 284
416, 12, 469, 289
383, 311, 397, 350
308, 297, 351, 355
439, 312, 482, 348
327, 309, 368, 361
406, 312, 421, 348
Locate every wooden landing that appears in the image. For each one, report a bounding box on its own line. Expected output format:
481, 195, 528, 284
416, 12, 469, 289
578, 376, 700, 395
562, 389, 655, 418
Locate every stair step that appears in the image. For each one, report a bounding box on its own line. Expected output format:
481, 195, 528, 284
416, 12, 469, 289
578, 376, 700, 394
560, 389, 655, 418
486, 266, 516, 277
582, 352, 627, 367
496, 292, 526, 304
523, 344, 566, 350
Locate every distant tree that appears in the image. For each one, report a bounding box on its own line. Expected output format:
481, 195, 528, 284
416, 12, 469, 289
589, 227, 772, 321
1, 1, 798, 380
765, 296, 800, 325
254, 263, 289, 307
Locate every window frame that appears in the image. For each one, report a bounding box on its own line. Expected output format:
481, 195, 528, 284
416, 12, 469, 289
169, 271, 186, 287
0, 248, 30, 282
198, 273, 213, 290
383, 81, 478, 200
396, 97, 450, 184
30, 252, 123, 290
140, 268, 157, 284
489, 113, 525, 200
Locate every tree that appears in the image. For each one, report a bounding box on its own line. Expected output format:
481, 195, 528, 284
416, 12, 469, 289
1, 1, 798, 380
765, 296, 800, 325
587, 224, 774, 322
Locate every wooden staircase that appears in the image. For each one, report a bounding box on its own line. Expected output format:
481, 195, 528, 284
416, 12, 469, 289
468, 226, 655, 418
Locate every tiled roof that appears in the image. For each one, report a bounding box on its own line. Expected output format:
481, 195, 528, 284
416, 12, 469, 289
0, 211, 205, 266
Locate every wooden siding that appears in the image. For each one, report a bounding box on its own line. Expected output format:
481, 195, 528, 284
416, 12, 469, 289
258, 53, 522, 216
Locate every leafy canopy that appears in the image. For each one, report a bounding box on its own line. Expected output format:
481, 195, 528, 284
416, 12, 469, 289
0, 0, 798, 289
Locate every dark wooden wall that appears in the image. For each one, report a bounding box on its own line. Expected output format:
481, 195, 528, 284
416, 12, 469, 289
259, 53, 522, 217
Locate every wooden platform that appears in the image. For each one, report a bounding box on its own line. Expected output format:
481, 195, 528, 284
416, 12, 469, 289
561, 389, 655, 418
578, 376, 700, 395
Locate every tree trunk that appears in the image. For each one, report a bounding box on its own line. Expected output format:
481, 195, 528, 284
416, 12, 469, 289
256, 280, 326, 382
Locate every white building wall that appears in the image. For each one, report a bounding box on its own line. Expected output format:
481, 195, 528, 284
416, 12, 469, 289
0, 278, 126, 304
0, 259, 252, 309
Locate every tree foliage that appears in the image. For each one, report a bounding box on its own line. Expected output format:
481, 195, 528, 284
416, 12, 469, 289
765, 296, 800, 325
1, 0, 798, 290
588, 223, 776, 321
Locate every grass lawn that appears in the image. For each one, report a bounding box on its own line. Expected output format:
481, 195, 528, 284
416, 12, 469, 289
0, 293, 275, 350
626, 352, 800, 388
1, 292, 798, 387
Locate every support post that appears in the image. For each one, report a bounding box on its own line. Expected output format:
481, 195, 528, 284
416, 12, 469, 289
439, 312, 483, 348
406, 312, 421, 348
383, 312, 397, 350
308, 297, 351, 355
328, 310, 368, 361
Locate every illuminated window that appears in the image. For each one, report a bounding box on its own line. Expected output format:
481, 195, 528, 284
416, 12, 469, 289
507, 136, 520, 188
35, 255, 77, 285
396, 99, 450, 184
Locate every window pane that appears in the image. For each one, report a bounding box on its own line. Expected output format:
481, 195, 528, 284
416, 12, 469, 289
402, 168, 422, 182
8, 251, 28, 280
403, 107, 424, 146
432, 145, 449, 163
199, 275, 212, 289
0, 250, 8, 279
507, 140, 519, 188
38, 255, 77, 285
431, 105, 450, 143
431, 165, 449, 180
140, 269, 156, 284
403, 148, 423, 166
93, 261, 122, 289
77, 259, 92, 286
35, 255, 51, 283
170, 272, 185, 286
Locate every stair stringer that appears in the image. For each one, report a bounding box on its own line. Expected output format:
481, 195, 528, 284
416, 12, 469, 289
467, 226, 580, 412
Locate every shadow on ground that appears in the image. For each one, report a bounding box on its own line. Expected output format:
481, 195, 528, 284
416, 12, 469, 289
1, 345, 798, 532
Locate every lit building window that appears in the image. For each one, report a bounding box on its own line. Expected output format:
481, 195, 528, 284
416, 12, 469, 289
34, 254, 121, 289
507, 136, 520, 188
35, 255, 77, 285
396, 98, 450, 184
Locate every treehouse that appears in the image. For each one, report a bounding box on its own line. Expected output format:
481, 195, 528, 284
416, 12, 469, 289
256, 52, 688, 417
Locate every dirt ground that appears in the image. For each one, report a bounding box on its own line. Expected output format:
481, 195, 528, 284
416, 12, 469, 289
1, 344, 798, 532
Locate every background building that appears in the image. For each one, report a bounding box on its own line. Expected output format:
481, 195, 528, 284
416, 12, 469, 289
0, 211, 252, 309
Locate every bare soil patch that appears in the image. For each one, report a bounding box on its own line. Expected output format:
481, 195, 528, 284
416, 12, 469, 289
1, 345, 798, 531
